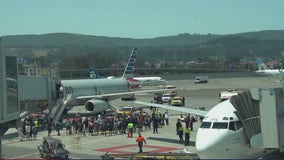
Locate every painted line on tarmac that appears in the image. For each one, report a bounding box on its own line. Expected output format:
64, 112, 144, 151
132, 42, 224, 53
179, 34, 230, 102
10, 152, 39, 159
96, 144, 180, 154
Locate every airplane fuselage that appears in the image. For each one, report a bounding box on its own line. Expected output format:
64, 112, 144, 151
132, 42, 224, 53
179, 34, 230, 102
61, 78, 129, 107
255, 69, 282, 76
133, 77, 167, 85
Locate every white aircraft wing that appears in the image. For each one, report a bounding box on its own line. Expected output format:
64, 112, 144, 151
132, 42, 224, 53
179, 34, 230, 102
76, 89, 166, 101
135, 101, 208, 117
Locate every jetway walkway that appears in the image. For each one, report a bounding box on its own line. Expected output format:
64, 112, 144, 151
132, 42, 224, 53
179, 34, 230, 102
230, 88, 284, 150
47, 94, 71, 123
230, 90, 261, 140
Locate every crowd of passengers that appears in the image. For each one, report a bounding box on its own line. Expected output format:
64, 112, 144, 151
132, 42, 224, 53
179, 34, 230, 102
17, 108, 199, 141
54, 109, 170, 136
17, 108, 172, 138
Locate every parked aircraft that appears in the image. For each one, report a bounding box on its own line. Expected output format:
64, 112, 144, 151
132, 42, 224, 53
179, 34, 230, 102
255, 58, 282, 76
135, 99, 265, 159
122, 48, 167, 86
61, 48, 164, 113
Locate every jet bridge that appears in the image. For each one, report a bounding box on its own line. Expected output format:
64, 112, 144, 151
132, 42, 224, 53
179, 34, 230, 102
230, 87, 284, 150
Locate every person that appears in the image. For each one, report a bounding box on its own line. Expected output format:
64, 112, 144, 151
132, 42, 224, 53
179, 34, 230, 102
55, 120, 61, 136
182, 96, 185, 106
184, 126, 190, 146
65, 118, 72, 135
152, 114, 159, 134
127, 121, 134, 137
190, 116, 196, 131
164, 110, 170, 125
176, 119, 182, 135
47, 118, 52, 137
25, 123, 31, 140
136, 132, 146, 153
178, 124, 184, 143
33, 118, 39, 139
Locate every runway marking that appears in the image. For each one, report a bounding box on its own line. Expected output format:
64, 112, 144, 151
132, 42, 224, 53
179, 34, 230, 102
95, 144, 180, 154
10, 152, 39, 159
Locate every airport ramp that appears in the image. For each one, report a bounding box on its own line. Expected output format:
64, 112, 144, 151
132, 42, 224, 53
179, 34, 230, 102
48, 94, 71, 123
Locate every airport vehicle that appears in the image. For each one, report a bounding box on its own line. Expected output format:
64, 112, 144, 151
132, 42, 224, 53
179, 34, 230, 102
38, 137, 69, 158
219, 89, 239, 101
60, 48, 164, 114
161, 93, 171, 103
153, 92, 163, 104
164, 85, 177, 96
135, 90, 267, 159
194, 76, 208, 83
116, 106, 137, 117
170, 96, 183, 106
255, 58, 282, 76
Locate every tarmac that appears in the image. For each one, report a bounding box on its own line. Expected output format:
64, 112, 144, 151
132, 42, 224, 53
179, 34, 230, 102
1, 74, 283, 159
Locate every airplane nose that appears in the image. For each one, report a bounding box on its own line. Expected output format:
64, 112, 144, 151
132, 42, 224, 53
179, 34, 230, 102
196, 131, 215, 152
195, 129, 227, 158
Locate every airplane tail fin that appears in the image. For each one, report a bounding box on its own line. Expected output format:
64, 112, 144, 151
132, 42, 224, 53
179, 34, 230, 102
256, 58, 270, 70
88, 68, 102, 79
122, 48, 138, 78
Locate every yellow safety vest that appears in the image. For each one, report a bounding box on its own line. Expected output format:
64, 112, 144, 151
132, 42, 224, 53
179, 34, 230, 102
184, 128, 190, 134
128, 122, 134, 129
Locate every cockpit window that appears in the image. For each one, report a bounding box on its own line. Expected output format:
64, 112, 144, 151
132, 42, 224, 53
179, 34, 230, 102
212, 122, 228, 129
229, 122, 236, 131
235, 121, 242, 130
229, 121, 243, 131
200, 122, 212, 128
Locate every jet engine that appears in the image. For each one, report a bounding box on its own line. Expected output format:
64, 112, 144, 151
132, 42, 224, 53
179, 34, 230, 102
84, 99, 109, 113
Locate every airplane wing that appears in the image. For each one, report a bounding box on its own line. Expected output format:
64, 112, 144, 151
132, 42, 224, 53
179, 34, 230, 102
135, 101, 208, 117
76, 89, 166, 101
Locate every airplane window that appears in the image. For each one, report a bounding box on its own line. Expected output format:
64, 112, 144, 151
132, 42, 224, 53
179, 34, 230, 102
212, 122, 228, 129
229, 122, 236, 131
235, 121, 242, 130
200, 122, 211, 128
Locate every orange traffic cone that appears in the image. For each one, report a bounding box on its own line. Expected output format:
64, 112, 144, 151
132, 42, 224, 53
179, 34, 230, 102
127, 131, 131, 138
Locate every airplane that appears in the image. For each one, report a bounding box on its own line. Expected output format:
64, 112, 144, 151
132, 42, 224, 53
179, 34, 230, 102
122, 49, 167, 86
255, 58, 282, 76
61, 48, 165, 113
135, 95, 265, 159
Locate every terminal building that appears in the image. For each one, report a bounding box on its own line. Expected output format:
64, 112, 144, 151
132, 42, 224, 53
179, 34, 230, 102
0, 37, 20, 130
0, 37, 20, 157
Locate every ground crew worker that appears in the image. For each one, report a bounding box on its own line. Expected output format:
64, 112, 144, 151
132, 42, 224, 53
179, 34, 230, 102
136, 132, 146, 153
33, 119, 40, 139
184, 126, 190, 146
127, 122, 134, 137
178, 124, 184, 143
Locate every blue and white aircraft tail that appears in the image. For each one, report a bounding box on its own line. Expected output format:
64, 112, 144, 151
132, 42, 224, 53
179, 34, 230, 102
88, 68, 104, 79
122, 48, 138, 79
255, 58, 282, 76
122, 48, 167, 85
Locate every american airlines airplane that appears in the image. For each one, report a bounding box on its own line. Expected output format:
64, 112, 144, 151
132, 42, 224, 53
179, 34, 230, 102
122, 48, 167, 86
255, 58, 282, 76
135, 98, 265, 159
61, 48, 163, 113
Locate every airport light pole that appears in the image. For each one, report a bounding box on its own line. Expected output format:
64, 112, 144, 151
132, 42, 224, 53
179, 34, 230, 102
281, 63, 283, 81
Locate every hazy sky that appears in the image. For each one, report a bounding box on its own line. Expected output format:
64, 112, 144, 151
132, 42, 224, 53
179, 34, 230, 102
0, 0, 283, 38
